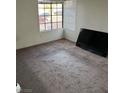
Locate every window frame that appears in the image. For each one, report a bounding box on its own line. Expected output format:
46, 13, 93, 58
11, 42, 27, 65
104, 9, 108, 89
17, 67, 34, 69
38, 2, 63, 32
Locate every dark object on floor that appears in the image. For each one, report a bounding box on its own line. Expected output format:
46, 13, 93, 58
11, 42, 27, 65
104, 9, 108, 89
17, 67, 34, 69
76, 28, 108, 57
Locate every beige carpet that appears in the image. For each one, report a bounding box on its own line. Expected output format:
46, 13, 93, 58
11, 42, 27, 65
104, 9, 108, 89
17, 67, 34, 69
16, 39, 108, 93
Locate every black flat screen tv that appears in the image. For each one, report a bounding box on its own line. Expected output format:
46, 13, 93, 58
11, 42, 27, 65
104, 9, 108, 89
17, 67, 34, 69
76, 28, 108, 57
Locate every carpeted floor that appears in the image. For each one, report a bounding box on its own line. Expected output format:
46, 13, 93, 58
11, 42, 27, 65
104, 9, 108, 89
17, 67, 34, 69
16, 39, 108, 93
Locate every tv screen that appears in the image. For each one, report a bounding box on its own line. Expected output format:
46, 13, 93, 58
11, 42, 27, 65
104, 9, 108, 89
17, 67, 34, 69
76, 28, 108, 57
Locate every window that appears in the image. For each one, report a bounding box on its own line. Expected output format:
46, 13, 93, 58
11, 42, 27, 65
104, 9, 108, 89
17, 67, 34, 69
38, 3, 63, 31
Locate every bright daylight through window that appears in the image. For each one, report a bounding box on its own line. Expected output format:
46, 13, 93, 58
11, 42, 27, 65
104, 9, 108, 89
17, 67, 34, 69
38, 3, 63, 31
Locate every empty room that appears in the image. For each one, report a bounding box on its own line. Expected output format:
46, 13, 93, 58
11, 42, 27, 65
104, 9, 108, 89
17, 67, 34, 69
16, 0, 108, 93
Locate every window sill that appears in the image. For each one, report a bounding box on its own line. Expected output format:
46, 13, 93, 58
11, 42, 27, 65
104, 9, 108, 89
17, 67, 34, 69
39, 28, 63, 32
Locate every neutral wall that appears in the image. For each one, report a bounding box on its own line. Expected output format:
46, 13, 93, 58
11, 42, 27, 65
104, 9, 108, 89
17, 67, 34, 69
64, 0, 108, 42
17, 0, 108, 49
16, 0, 63, 49
63, 0, 77, 42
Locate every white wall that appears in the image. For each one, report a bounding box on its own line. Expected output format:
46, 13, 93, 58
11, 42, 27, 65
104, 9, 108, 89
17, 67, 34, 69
64, 0, 108, 42
17, 0, 108, 49
63, 0, 77, 41
16, 0, 63, 49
